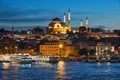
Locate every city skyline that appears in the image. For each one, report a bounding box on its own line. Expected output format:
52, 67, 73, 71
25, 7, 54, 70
0, 0, 120, 30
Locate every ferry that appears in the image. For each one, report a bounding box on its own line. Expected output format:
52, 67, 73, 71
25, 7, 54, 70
11, 54, 32, 64
32, 56, 58, 64
0, 55, 11, 63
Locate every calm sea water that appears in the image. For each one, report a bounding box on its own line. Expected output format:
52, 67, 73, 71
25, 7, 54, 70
0, 61, 120, 80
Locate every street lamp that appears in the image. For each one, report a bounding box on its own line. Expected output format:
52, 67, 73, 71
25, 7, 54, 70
31, 49, 34, 56
5, 46, 8, 54
59, 44, 63, 59
15, 46, 18, 54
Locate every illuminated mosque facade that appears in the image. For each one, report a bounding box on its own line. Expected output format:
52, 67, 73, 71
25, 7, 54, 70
47, 9, 89, 34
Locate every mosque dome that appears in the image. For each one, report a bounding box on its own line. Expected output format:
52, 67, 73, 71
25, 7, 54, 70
52, 17, 61, 22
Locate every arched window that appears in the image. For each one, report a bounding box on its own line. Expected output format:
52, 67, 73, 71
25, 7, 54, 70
57, 25, 59, 27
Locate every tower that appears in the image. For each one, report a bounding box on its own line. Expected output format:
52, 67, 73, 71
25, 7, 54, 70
68, 9, 71, 31
64, 12, 66, 24
86, 16, 88, 31
80, 19, 83, 27
12, 26, 14, 39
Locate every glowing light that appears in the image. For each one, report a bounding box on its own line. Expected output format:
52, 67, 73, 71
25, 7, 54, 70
107, 62, 111, 66
97, 62, 101, 66
55, 61, 66, 79
59, 44, 63, 48
15, 46, 18, 49
2, 62, 10, 69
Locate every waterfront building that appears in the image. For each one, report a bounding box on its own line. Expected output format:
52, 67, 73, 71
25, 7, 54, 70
40, 41, 60, 57
0, 37, 18, 54
39, 39, 79, 57
96, 42, 114, 56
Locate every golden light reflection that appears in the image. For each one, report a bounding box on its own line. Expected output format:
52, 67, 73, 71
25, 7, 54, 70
97, 62, 101, 66
20, 64, 32, 68
2, 62, 10, 69
55, 61, 66, 79
107, 62, 111, 66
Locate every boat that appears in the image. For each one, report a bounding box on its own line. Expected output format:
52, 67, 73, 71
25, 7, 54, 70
11, 54, 32, 64
0, 55, 11, 63
32, 56, 58, 64
19, 56, 32, 64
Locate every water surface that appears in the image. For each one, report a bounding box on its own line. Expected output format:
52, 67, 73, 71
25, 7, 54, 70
0, 62, 120, 80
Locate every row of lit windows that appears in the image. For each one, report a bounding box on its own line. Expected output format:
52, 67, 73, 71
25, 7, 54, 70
49, 26, 68, 28
41, 52, 59, 54
45, 46, 59, 48
41, 50, 59, 52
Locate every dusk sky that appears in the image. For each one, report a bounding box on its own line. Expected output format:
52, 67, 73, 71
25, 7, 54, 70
0, 0, 120, 30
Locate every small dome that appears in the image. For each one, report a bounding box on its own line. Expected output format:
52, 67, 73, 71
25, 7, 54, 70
52, 17, 61, 21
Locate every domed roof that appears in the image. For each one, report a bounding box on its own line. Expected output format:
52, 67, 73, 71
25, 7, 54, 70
52, 17, 61, 21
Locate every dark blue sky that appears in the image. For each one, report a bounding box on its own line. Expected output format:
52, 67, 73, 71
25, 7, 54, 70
0, 0, 120, 30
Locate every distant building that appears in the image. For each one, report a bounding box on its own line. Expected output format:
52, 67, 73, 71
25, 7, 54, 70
79, 17, 89, 33
101, 32, 119, 38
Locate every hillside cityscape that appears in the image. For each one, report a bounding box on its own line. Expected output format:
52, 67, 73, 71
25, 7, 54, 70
1, 0, 120, 79
0, 9, 120, 62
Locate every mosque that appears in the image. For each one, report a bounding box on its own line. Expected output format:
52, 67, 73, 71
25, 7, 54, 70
47, 9, 89, 34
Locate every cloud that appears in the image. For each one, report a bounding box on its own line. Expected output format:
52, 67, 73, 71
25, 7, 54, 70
0, 7, 59, 24
0, 9, 19, 18
0, 8, 58, 18
0, 17, 51, 23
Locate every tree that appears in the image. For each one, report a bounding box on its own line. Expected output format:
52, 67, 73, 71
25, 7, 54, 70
32, 27, 44, 34
20, 30, 27, 35
91, 28, 102, 33
0, 28, 6, 33
79, 48, 88, 56
89, 49, 96, 55
66, 30, 74, 37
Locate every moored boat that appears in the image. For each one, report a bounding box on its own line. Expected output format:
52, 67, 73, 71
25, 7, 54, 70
11, 54, 32, 64
32, 56, 58, 64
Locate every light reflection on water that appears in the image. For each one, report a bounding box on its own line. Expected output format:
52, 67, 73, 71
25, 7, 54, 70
55, 61, 66, 80
20, 64, 31, 68
2, 62, 10, 69
0, 62, 120, 80
97, 62, 111, 67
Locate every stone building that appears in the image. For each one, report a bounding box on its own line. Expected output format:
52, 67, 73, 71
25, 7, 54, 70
39, 39, 79, 57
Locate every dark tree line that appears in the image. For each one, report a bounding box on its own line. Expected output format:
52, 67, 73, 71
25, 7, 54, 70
79, 48, 96, 56
0, 27, 45, 35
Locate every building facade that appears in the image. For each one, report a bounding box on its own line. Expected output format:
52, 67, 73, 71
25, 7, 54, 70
39, 39, 79, 57
47, 18, 68, 34
96, 42, 114, 56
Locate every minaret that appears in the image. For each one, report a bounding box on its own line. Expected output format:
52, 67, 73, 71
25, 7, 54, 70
64, 12, 66, 24
86, 16, 88, 31
68, 9, 71, 31
12, 26, 14, 39
80, 19, 83, 27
